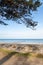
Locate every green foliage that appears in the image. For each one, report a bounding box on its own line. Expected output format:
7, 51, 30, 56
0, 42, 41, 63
0, 0, 41, 29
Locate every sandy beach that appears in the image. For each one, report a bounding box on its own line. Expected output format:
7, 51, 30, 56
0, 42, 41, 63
0, 43, 43, 65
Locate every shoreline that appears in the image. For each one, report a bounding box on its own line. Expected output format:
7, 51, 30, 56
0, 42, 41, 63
0, 42, 43, 44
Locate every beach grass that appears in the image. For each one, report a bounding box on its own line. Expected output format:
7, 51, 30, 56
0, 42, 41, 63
0, 48, 43, 59
17, 52, 31, 57
0, 48, 14, 54
0, 48, 38, 58
0, 48, 32, 57
36, 54, 43, 58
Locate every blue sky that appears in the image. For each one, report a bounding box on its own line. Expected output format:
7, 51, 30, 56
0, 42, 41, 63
0, 1, 43, 39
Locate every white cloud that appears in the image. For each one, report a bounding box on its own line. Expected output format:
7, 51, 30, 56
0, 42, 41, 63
0, 28, 43, 39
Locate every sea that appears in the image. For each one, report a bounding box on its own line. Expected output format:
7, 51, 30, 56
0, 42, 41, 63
0, 39, 43, 44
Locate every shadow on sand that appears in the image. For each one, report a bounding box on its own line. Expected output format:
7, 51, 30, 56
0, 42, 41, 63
0, 52, 17, 65
0, 52, 29, 65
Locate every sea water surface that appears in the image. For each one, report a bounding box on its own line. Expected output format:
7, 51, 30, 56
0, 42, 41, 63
0, 39, 43, 44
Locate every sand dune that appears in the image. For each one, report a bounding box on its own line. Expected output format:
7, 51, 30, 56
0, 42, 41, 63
0, 44, 43, 65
